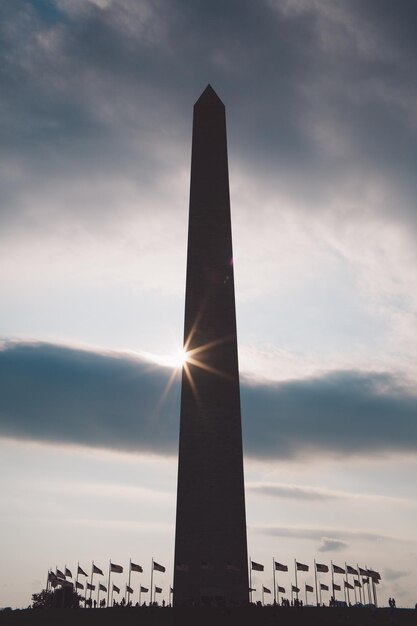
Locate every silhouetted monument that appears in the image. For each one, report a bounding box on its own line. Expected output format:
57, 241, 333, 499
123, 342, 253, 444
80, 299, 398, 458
174, 85, 248, 606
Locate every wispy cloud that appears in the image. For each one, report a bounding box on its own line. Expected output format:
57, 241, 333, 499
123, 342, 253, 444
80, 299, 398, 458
384, 568, 410, 582
254, 524, 414, 546
318, 537, 347, 553
246, 482, 408, 504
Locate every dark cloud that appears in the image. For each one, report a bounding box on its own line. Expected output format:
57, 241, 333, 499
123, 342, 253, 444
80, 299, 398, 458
0, 341, 416, 461
1, 0, 417, 233
242, 370, 417, 460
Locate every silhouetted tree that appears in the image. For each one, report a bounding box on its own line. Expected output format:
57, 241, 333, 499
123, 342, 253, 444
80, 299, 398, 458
32, 586, 81, 609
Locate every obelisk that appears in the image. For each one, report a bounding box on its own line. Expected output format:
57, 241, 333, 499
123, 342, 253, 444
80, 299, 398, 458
173, 85, 248, 606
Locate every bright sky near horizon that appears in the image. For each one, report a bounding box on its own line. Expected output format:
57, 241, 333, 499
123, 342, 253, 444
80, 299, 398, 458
1, 0, 417, 610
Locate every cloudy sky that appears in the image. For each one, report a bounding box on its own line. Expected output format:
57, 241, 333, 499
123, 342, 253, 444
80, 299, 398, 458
1, 0, 417, 609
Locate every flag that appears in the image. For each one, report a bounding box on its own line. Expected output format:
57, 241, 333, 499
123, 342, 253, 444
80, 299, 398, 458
155, 586, 162, 593
130, 562, 143, 573
99, 584, 107, 592
201, 561, 214, 571
227, 563, 240, 571
126, 585, 133, 594
92, 564, 103, 575
354, 580, 361, 588
140, 586, 149, 593
332, 564, 345, 574
333, 583, 341, 591
56, 569, 65, 579
249, 587, 256, 592
153, 561, 166, 573
263, 586, 271, 594
344, 581, 354, 590
274, 562, 288, 572
367, 569, 381, 581
113, 584, 120, 594
305, 585, 314, 593
59, 579, 73, 588
346, 565, 358, 575
277, 586, 285, 594
251, 561, 264, 571
110, 562, 123, 574
86, 583, 95, 591
358, 567, 368, 576
170, 587, 174, 594
320, 584, 329, 591
362, 577, 369, 584
48, 573, 58, 588
316, 563, 329, 573
291, 585, 300, 593
75, 581, 84, 590
296, 562, 309, 572
175, 563, 189, 572
65, 568, 72, 578
78, 565, 88, 577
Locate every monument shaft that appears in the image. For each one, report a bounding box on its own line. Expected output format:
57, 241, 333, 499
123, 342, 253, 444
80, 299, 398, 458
174, 86, 248, 606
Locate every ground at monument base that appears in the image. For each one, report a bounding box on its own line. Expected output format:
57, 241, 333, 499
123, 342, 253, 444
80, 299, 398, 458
0, 606, 415, 626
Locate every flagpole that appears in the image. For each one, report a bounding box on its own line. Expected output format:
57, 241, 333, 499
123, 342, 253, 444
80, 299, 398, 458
319, 583, 322, 606
294, 559, 298, 601
107, 560, 111, 608
97, 584, 100, 608
249, 557, 252, 604
127, 559, 132, 604
356, 564, 363, 604
314, 560, 318, 606
364, 565, 368, 604
277, 584, 280, 606
262, 586, 264, 606
46, 569, 50, 592
150, 558, 154, 605
373, 579, 378, 607
139, 585, 141, 606
345, 561, 349, 605
90, 562, 94, 601
75, 563, 79, 593
273, 558, 276, 605
331, 560, 334, 600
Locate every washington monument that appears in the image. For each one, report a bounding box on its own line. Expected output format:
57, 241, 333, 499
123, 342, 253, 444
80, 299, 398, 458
173, 85, 248, 606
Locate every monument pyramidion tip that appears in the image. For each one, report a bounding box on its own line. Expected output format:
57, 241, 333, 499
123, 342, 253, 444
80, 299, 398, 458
195, 84, 225, 108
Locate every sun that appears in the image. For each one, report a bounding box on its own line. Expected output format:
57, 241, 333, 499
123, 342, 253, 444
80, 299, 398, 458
170, 349, 189, 368
141, 348, 188, 369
